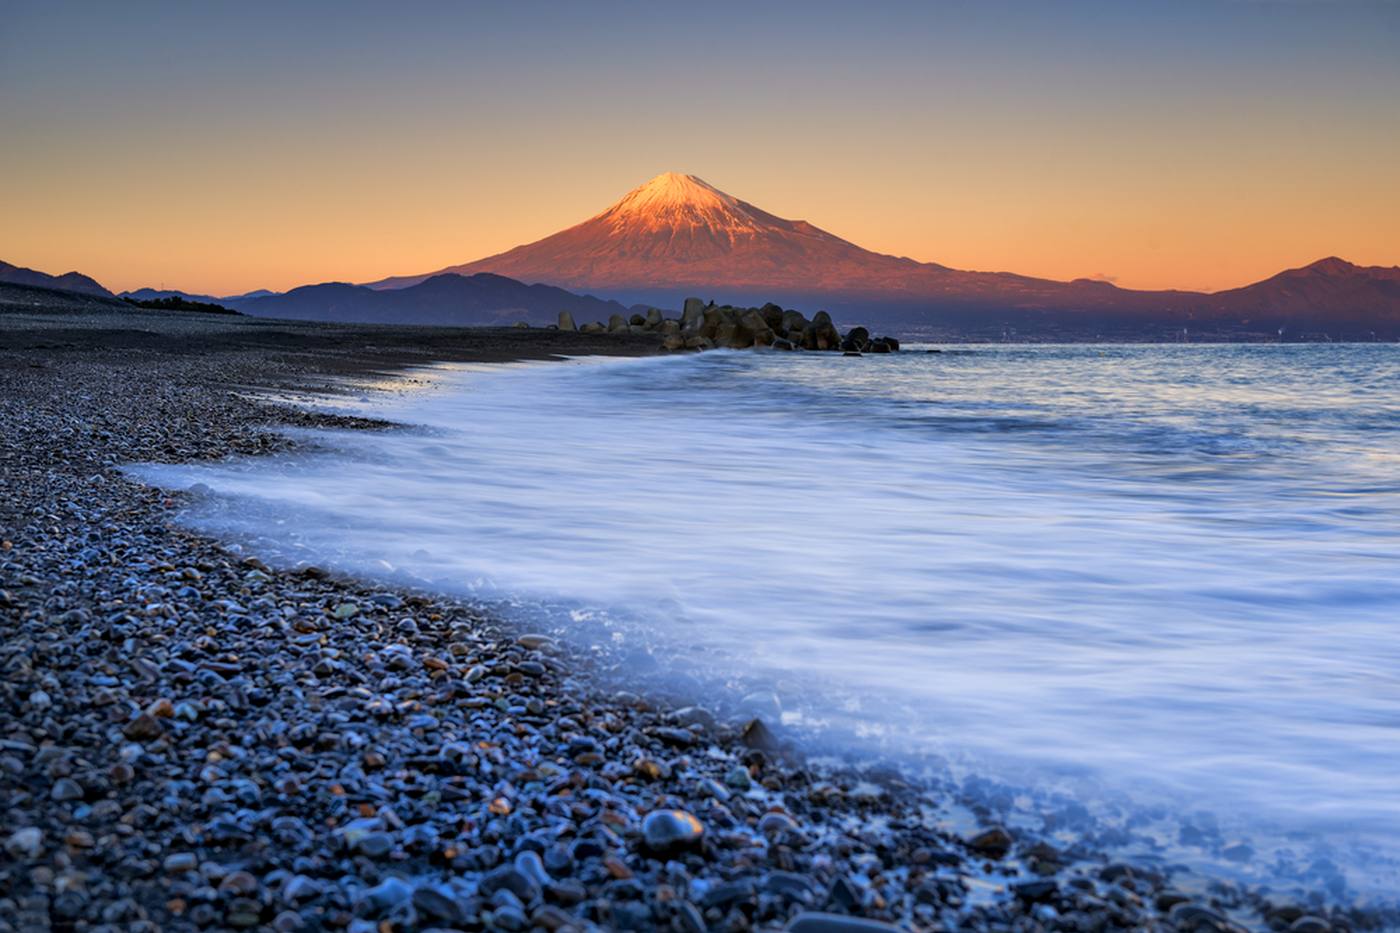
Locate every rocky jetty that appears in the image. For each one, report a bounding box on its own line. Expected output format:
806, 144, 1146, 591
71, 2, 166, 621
559, 299, 899, 354
0, 303, 1377, 933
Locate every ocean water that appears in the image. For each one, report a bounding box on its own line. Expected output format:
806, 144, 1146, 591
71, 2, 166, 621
133, 344, 1400, 899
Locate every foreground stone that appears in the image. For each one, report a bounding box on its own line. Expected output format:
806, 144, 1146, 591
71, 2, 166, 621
641, 809, 705, 856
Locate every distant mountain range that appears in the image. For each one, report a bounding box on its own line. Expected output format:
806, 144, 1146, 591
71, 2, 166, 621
371, 172, 1400, 337
5, 173, 1398, 338
228, 273, 628, 325
1, 261, 629, 327
122, 287, 276, 304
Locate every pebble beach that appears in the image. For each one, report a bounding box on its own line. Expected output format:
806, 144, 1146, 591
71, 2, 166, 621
0, 294, 1380, 933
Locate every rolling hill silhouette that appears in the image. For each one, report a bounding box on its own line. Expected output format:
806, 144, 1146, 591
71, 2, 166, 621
0, 260, 112, 297
231, 273, 629, 326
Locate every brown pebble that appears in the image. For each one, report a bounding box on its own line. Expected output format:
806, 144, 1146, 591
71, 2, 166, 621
967, 826, 1014, 859
741, 718, 781, 752
604, 855, 634, 879
123, 712, 163, 741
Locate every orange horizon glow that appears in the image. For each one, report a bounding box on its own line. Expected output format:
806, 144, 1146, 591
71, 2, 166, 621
2, 3, 1396, 297
5, 163, 1396, 298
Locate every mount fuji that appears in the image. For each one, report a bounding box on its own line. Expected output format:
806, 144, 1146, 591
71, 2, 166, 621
366, 172, 1400, 336
369, 172, 937, 299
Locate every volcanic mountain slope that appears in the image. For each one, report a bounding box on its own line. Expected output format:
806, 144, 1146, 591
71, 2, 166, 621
372, 173, 967, 298
369, 174, 1400, 331
368, 172, 1188, 309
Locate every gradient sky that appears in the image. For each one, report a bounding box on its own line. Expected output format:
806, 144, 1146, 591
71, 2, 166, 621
2, 0, 1398, 296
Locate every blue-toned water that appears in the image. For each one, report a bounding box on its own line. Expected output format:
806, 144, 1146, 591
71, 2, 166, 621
134, 344, 1400, 899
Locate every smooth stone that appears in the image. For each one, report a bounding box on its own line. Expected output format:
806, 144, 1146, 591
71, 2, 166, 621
967, 826, 1013, 859
163, 852, 198, 873
513, 850, 551, 887
489, 904, 528, 931
562, 734, 596, 756
758, 811, 800, 838
5, 827, 43, 859
51, 778, 83, 802
764, 871, 816, 898
1169, 904, 1238, 932
356, 831, 394, 858
642, 809, 705, 855
272, 910, 305, 931
219, 870, 259, 895
123, 712, 163, 741
479, 865, 541, 904
700, 878, 756, 908
532, 904, 575, 930
360, 877, 413, 914
634, 757, 672, 781
673, 706, 717, 730
697, 778, 730, 801
786, 912, 902, 932
412, 883, 463, 923
653, 726, 695, 747
282, 875, 322, 904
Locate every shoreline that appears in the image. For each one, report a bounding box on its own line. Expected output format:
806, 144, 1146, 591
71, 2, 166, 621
0, 305, 1378, 932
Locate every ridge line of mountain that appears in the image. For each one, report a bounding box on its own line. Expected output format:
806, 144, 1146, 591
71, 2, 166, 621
358, 173, 1399, 327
